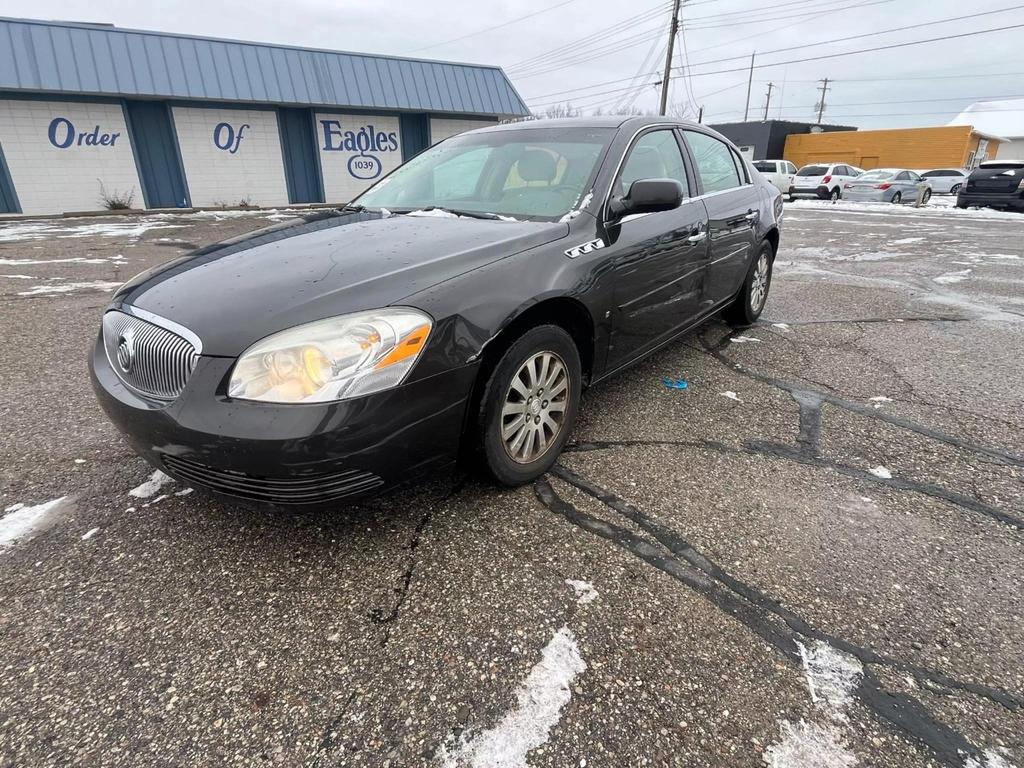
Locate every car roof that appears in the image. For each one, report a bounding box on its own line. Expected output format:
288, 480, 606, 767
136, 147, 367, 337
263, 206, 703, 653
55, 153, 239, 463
467, 115, 709, 134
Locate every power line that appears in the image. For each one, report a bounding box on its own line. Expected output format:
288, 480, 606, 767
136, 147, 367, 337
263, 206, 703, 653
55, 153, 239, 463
506, 2, 671, 71
523, 8, 1024, 103
408, 0, 581, 53
510, 26, 666, 78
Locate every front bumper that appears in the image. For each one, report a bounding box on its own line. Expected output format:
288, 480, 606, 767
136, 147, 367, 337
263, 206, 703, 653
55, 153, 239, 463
956, 191, 1024, 211
90, 333, 478, 505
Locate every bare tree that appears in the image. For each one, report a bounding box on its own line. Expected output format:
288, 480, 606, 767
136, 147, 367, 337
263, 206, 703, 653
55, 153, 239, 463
539, 102, 582, 119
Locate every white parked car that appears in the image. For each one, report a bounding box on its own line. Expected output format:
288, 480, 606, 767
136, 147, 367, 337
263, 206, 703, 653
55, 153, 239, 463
752, 159, 797, 196
791, 163, 864, 201
919, 168, 968, 195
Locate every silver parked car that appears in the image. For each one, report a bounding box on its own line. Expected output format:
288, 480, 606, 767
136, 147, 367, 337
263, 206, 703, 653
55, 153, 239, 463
920, 168, 968, 195
843, 169, 932, 204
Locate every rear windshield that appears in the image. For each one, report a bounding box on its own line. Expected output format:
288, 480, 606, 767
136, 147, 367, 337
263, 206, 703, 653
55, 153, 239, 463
979, 162, 1024, 170
797, 165, 828, 176
753, 161, 777, 172
856, 170, 894, 181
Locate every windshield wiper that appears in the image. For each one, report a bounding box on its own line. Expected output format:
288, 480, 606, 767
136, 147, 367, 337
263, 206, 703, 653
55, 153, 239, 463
413, 206, 504, 220
340, 204, 366, 213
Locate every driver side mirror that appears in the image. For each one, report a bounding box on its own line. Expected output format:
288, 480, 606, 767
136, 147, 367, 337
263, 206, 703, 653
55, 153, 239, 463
607, 178, 684, 220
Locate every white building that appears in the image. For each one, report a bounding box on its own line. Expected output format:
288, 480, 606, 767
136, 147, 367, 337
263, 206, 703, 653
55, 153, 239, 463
948, 99, 1024, 162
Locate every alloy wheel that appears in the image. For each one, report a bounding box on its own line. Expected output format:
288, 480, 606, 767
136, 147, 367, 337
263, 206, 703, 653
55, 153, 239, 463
892, 192, 902, 204
501, 351, 570, 464
750, 250, 770, 313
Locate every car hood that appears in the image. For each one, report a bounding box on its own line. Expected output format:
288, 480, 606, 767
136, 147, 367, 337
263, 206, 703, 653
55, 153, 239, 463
114, 210, 567, 356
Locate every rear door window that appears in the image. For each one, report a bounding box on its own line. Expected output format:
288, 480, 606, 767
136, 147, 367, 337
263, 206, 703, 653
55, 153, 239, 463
753, 161, 777, 173
683, 131, 742, 194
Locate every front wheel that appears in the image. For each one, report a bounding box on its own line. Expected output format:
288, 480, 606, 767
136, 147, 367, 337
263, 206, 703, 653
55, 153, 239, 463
477, 325, 582, 486
723, 241, 774, 326
922, 189, 932, 204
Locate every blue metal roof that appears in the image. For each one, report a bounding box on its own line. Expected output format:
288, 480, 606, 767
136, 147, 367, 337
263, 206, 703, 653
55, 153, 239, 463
0, 17, 529, 116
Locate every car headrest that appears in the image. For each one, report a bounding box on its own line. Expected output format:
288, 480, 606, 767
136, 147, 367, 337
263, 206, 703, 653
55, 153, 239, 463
517, 150, 557, 183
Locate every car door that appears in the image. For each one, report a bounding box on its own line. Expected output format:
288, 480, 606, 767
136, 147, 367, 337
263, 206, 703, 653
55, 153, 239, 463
604, 128, 710, 370
680, 129, 760, 310
893, 171, 913, 198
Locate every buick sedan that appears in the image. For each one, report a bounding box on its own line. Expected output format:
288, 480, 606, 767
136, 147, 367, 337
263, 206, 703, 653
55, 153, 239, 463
90, 117, 783, 505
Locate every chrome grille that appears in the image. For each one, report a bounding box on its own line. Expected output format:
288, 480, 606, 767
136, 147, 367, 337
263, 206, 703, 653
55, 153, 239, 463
102, 310, 198, 400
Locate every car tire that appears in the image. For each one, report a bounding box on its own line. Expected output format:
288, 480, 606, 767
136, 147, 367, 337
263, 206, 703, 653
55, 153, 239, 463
922, 189, 932, 204
723, 240, 774, 327
476, 325, 582, 486
950, 183, 962, 195
891, 191, 902, 204
829, 187, 841, 201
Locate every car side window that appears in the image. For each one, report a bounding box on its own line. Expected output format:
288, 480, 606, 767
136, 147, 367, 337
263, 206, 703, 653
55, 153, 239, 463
786, 162, 797, 174
730, 148, 750, 184
683, 131, 742, 194
615, 130, 689, 198
895, 171, 910, 181
837, 165, 851, 176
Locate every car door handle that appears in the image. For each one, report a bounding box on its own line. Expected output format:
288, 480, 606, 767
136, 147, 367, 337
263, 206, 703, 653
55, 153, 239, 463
687, 229, 707, 243
744, 211, 759, 222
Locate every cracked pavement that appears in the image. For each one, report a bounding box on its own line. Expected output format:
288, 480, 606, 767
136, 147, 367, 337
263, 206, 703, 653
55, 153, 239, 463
1, 199, 1022, 766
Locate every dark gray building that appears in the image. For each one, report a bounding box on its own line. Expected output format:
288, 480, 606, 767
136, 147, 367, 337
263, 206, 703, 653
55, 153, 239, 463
709, 120, 857, 161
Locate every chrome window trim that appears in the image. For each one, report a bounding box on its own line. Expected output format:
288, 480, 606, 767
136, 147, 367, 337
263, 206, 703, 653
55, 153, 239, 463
119, 305, 204, 354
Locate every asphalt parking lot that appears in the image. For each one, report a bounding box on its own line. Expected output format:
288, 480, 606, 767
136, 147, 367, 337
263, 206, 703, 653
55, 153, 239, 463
1, 199, 1022, 768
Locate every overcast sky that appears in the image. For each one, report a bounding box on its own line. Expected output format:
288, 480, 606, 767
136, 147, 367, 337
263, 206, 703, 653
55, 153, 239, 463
5, 0, 1020, 128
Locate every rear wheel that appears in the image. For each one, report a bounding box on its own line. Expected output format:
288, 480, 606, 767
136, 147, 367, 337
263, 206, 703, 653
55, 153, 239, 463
477, 325, 582, 485
723, 240, 774, 326
829, 187, 841, 201
891, 191, 902, 204
950, 183, 962, 195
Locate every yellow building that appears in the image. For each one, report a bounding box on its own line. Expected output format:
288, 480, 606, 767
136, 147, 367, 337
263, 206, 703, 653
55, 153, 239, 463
784, 125, 1005, 170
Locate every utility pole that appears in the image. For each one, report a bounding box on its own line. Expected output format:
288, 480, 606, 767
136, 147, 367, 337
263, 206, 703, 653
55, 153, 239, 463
816, 77, 830, 124
743, 51, 755, 121
659, 0, 682, 116
763, 82, 775, 121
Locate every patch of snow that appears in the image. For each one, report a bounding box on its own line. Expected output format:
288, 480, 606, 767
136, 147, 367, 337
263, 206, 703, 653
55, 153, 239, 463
933, 269, 972, 285
558, 191, 593, 223
990, 254, 1021, 260
798, 641, 863, 719
0, 220, 184, 242
868, 465, 892, 479
565, 579, 599, 605
891, 237, 924, 245
965, 748, 1020, 768
730, 335, 761, 343
81, 527, 100, 541
0, 497, 67, 547
0, 257, 110, 266
143, 494, 169, 507
17, 281, 121, 296
174, 488, 194, 497
771, 323, 792, 331
439, 626, 586, 768
129, 470, 173, 498
762, 719, 857, 768
719, 391, 743, 403
74, 458, 86, 464
868, 396, 893, 409
0, 274, 35, 279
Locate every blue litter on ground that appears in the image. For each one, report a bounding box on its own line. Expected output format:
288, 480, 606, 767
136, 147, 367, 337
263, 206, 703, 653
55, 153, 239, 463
662, 378, 689, 390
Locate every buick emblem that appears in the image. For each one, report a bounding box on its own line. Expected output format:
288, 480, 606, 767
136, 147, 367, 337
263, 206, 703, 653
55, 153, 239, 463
116, 329, 135, 373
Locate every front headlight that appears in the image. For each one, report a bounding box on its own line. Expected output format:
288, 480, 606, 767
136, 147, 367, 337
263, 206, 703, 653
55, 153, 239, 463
228, 308, 432, 403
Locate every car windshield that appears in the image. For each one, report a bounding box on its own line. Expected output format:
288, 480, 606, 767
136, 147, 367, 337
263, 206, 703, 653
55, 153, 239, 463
354, 126, 613, 221
753, 161, 777, 172
856, 171, 894, 181
796, 165, 828, 176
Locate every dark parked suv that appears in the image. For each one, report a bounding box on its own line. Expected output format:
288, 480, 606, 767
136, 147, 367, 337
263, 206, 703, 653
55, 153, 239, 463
90, 117, 783, 505
957, 160, 1024, 212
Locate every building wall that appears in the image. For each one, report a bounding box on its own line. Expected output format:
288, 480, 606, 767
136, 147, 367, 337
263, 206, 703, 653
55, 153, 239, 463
314, 112, 403, 203
171, 106, 289, 208
0, 99, 143, 214
783, 126, 996, 170
429, 117, 496, 144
